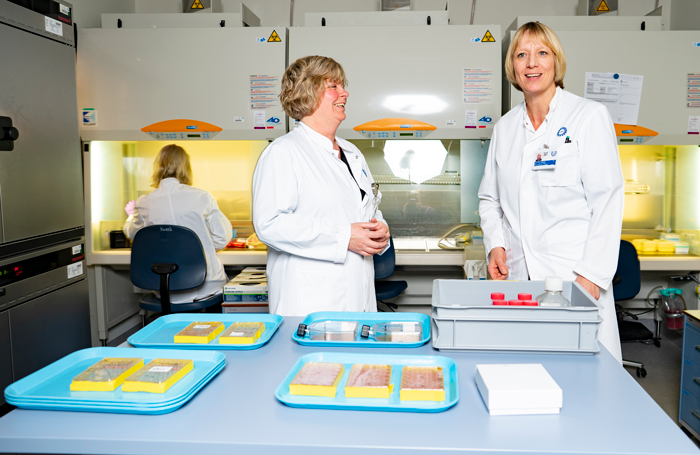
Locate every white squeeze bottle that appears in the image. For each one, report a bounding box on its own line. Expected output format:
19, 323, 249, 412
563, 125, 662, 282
536, 276, 571, 307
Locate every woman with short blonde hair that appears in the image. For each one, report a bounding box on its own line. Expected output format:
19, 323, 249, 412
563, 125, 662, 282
124, 144, 232, 304
478, 22, 624, 363
279, 55, 348, 120
253, 55, 390, 316
504, 21, 567, 92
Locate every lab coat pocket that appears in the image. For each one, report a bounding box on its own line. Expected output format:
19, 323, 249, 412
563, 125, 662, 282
537, 142, 578, 187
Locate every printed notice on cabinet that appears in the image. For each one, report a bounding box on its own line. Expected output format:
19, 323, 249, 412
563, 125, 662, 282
463, 69, 493, 104
250, 75, 279, 110
585, 72, 643, 125
688, 74, 700, 108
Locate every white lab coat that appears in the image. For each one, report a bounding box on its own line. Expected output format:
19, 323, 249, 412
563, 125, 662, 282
478, 87, 624, 363
124, 178, 232, 303
252, 122, 388, 316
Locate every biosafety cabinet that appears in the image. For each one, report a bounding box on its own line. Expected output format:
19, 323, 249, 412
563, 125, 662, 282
77, 26, 287, 141
288, 25, 501, 242
503, 20, 699, 145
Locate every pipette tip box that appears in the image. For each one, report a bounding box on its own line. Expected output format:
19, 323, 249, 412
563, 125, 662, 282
122, 359, 194, 393
475, 364, 562, 415
70, 358, 144, 392
344, 364, 393, 398
218, 322, 266, 344
289, 362, 344, 397
173, 321, 225, 344
399, 366, 445, 401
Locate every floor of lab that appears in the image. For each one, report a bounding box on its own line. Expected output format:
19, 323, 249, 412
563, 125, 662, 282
622, 318, 700, 447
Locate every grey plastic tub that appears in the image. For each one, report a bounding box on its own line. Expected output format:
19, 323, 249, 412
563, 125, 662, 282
431, 280, 603, 354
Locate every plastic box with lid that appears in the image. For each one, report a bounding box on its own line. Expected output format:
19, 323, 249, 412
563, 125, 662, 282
173, 321, 225, 344
344, 364, 393, 398
219, 322, 266, 344
122, 359, 194, 393
289, 362, 345, 397
399, 366, 445, 401
70, 358, 144, 392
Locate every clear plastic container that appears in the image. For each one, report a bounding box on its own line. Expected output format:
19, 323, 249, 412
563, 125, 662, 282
536, 276, 571, 307
360, 322, 423, 342
297, 321, 359, 341
174, 321, 225, 344
657, 288, 685, 330
70, 358, 144, 391
219, 322, 265, 344
122, 359, 194, 393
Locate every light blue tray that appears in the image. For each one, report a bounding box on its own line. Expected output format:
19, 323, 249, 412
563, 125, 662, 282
275, 352, 458, 413
6, 363, 225, 415
7, 360, 222, 407
128, 314, 283, 350
4, 347, 225, 411
292, 312, 430, 348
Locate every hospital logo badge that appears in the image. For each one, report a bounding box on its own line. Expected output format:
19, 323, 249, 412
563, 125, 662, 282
557, 127, 567, 137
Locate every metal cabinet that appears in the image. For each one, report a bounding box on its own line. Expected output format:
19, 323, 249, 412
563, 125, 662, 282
0, 311, 11, 407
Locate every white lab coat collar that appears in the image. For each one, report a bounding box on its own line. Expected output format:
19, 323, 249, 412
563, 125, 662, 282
158, 177, 181, 189
297, 121, 358, 158
522, 86, 562, 133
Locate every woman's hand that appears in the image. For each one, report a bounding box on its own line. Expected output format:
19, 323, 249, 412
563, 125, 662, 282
124, 200, 136, 216
348, 220, 389, 256
575, 275, 600, 300
488, 247, 509, 280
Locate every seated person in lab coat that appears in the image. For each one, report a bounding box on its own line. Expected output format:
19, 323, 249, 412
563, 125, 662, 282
478, 22, 624, 363
252, 55, 390, 316
123, 144, 232, 303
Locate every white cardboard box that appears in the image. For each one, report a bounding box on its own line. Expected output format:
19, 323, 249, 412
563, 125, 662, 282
475, 364, 562, 416
222, 302, 269, 313
223, 279, 268, 302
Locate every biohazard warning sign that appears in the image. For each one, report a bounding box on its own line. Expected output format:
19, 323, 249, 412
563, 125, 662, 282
268, 30, 281, 42
596, 0, 611, 12
481, 30, 495, 42
191, 0, 204, 9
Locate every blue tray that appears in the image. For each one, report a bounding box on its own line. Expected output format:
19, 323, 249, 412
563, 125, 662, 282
275, 352, 458, 413
5, 347, 225, 411
6, 363, 225, 415
128, 314, 283, 350
292, 312, 430, 347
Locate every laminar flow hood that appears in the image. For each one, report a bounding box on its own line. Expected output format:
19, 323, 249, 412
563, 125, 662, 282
288, 25, 502, 140
77, 27, 286, 141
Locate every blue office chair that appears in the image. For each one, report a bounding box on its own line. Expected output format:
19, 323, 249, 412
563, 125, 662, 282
373, 236, 408, 311
613, 239, 660, 378
130, 225, 223, 326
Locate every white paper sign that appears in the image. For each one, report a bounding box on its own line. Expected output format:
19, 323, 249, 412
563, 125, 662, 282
72, 245, 82, 255
254, 111, 266, 129
465, 110, 477, 128
689, 116, 700, 135
193, 325, 211, 329
149, 366, 173, 373
67, 262, 83, 279
585, 72, 643, 125
227, 332, 245, 337
44, 17, 62, 36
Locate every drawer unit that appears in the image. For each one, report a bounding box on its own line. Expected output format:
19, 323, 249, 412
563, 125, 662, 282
682, 320, 700, 367
680, 389, 700, 436
679, 314, 700, 438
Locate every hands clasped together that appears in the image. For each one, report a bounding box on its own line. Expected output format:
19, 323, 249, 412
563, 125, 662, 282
348, 217, 390, 257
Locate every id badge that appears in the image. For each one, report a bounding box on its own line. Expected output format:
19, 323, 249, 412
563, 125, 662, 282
532, 149, 557, 170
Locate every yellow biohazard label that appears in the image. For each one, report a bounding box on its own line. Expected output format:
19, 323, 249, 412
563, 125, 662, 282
481, 30, 495, 43
191, 0, 203, 9
268, 30, 281, 42
596, 0, 611, 12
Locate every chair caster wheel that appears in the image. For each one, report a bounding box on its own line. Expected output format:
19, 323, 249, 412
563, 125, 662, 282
637, 367, 647, 378
654, 339, 660, 348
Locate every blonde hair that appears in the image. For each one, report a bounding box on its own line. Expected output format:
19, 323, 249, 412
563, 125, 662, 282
150, 144, 193, 187
505, 22, 566, 92
280, 55, 348, 120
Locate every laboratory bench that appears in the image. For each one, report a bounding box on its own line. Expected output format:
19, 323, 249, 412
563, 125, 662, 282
0, 317, 697, 455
